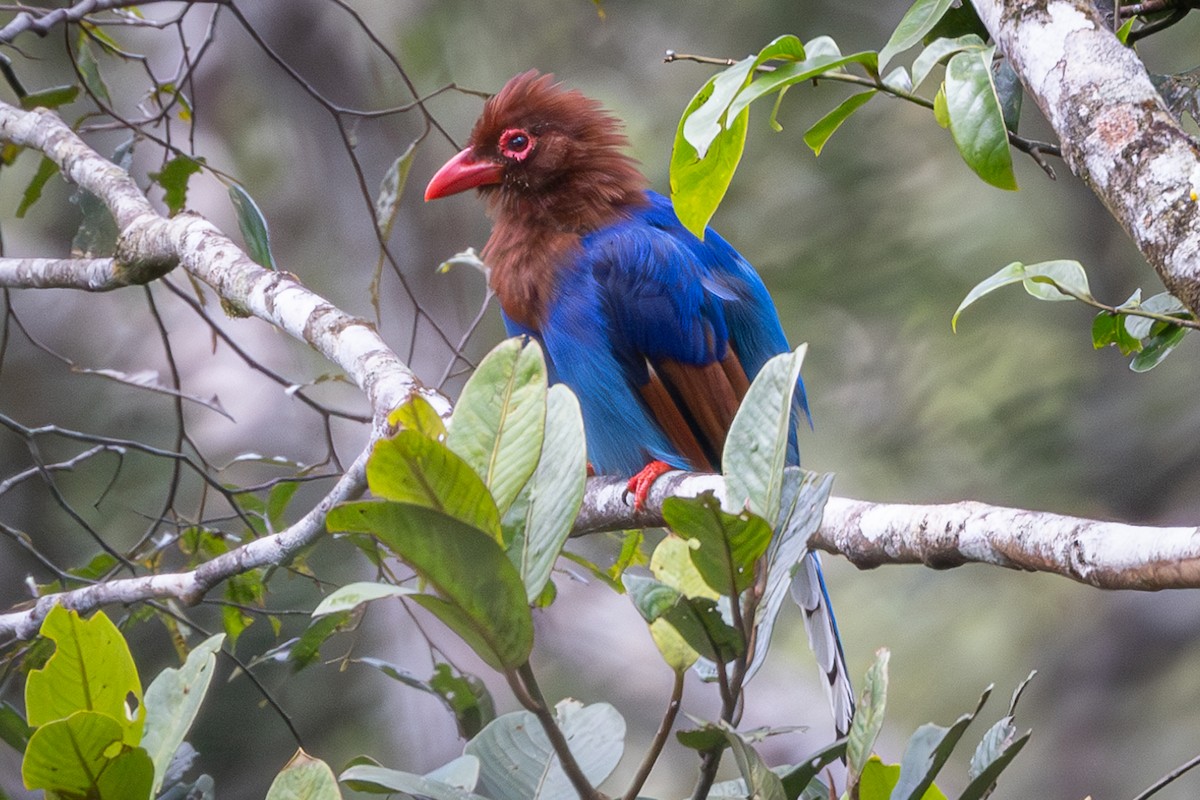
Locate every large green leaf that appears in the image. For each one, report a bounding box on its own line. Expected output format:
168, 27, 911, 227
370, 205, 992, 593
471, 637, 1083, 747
723, 344, 807, 522
447, 338, 547, 518
327, 502, 533, 671
508, 384, 587, 602
367, 430, 503, 540
662, 493, 771, 596
879, 0, 957, 70
142, 633, 224, 797
671, 78, 750, 238
265, 750, 341, 800
466, 700, 625, 800
952, 260, 1093, 331
22, 711, 153, 799
25, 606, 144, 746
945, 47, 1017, 190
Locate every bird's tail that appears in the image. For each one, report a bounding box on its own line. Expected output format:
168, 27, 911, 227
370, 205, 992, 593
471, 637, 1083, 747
791, 551, 855, 739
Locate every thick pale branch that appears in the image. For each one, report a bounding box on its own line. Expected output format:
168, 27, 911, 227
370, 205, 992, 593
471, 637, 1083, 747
577, 474, 1200, 591
0, 100, 447, 418
973, 0, 1200, 314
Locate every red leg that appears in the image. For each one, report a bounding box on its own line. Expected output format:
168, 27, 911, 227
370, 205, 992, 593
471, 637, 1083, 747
624, 460, 675, 512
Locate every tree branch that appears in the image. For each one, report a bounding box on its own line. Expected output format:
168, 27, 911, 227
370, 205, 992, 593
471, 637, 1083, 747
972, 0, 1200, 316
576, 473, 1200, 590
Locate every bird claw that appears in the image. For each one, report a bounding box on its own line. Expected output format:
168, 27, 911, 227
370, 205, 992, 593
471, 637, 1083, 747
624, 460, 674, 512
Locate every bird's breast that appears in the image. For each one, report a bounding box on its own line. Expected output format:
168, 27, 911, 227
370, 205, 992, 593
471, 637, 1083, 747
484, 223, 583, 330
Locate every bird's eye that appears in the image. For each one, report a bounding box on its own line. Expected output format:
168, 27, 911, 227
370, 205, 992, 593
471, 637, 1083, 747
499, 128, 534, 160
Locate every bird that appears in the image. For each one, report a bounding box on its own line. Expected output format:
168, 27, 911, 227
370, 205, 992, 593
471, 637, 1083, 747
424, 70, 853, 738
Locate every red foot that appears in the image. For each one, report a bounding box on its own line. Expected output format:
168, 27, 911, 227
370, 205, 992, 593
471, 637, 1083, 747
586, 462, 596, 478
624, 460, 675, 512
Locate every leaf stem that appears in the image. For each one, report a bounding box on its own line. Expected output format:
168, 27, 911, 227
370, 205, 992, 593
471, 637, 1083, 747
622, 670, 685, 800
508, 662, 606, 800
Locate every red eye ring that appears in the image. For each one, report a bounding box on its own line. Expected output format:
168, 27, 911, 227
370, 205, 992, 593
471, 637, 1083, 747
499, 128, 534, 160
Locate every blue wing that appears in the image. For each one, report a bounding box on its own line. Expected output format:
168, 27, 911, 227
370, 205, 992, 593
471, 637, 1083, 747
504, 190, 807, 475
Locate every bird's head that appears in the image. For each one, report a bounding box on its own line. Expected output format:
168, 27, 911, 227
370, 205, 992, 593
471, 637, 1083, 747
425, 71, 646, 231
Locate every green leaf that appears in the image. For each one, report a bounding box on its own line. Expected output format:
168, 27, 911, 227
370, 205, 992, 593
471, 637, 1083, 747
1092, 312, 1142, 355
945, 47, 1017, 190
76, 37, 112, 106
367, 430, 503, 540
327, 502, 534, 671
340, 762, 486, 799
960, 723, 1031, 800
266, 749, 341, 800
227, 182, 277, 270
16, 156, 59, 218
651, 531, 719, 601
804, 91, 877, 155
723, 344, 807, 522
22, 711, 153, 799
721, 727, 786, 800
357, 659, 494, 740
671, 76, 750, 238
1116, 16, 1137, 45
910, 35, 986, 90
447, 337, 547, 518
388, 394, 448, 439
376, 139, 419, 240
311, 582, 417, 617
623, 574, 699, 671
429, 663, 495, 740
892, 686, 992, 800
847, 648, 890, 789
1123, 292, 1187, 339
1020, 259, 1091, 301
19, 84, 80, 111
879, 0, 957, 71
932, 84, 950, 128
993, 59, 1023, 133
0, 702, 32, 753
510, 383, 587, 602
142, 633, 224, 797
150, 155, 203, 216
25, 607, 145, 745
662, 493, 771, 596
779, 739, 848, 798
1131, 322, 1189, 372
953, 260, 1091, 330
288, 611, 350, 671
466, 700, 625, 800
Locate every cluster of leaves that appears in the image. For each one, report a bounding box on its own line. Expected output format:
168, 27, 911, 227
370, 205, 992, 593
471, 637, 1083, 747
1, 337, 1037, 800
4, 607, 221, 799
830, 651, 1033, 800
669, 0, 1025, 240
953, 260, 1196, 372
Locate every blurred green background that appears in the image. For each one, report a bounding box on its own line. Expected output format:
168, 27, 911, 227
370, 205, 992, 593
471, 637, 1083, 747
2, 1, 1199, 798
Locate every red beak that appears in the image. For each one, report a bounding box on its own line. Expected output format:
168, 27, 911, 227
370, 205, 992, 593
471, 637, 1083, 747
424, 147, 504, 200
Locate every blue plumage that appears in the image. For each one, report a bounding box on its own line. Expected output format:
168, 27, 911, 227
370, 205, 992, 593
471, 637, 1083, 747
502, 190, 807, 476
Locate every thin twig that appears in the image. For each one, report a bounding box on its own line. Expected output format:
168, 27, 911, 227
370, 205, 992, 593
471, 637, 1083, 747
622, 670, 685, 800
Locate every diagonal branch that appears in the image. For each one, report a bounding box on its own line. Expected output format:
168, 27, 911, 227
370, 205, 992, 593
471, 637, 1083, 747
972, 0, 1200, 316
